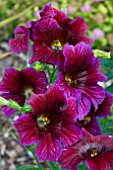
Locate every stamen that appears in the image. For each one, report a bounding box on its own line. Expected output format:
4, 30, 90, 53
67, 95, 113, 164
65, 75, 76, 85
91, 147, 97, 157
52, 40, 63, 50
84, 116, 91, 122
37, 116, 50, 128
91, 152, 97, 157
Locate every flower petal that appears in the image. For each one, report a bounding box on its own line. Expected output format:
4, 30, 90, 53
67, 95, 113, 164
59, 147, 81, 170
85, 157, 111, 170
46, 85, 66, 110
64, 42, 95, 74
77, 94, 91, 120
28, 93, 46, 115
95, 92, 113, 117
68, 16, 93, 45
9, 26, 29, 54
58, 124, 82, 147
14, 114, 39, 145
35, 133, 62, 162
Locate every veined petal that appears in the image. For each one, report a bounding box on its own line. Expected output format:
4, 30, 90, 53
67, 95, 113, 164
14, 114, 39, 145
58, 125, 82, 147
84, 116, 101, 135
59, 147, 81, 170
68, 16, 93, 45
39, 3, 56, 18
95, 92, 113, 117
21, 68, 48, 94
64, 42, 95, 74
0, 68, 21, 92
46, 85, 66, 110
28, 93, 46, 115
35, 133, 62, 162
77, 94, 91, 120
83, 85, 105, 111
9, 26, 29, 54
85, 157, 111, 170
29, 43, 58, 65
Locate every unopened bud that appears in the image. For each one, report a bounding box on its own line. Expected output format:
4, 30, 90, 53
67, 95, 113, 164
0, 96, 8, 106
93, 49, 111, 59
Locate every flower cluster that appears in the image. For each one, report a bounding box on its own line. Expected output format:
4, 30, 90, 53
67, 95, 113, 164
1, 3, 113, 170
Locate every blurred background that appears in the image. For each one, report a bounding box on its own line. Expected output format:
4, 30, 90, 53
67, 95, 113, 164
0, 0, 113, 169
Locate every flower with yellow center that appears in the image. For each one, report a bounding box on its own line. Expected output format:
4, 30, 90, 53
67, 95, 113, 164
52, 40, 63, 50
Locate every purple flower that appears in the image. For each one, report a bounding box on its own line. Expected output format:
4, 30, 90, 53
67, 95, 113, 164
0, 68, 48, 117
81, 4, 93, 13
76, 92, 113, 135
9, 26, 30, 54
54, 42, 107, 120
59, 129, 113, 170
29, 3, 93, 70
14, 86, 82, 162
90, 28, 105, 41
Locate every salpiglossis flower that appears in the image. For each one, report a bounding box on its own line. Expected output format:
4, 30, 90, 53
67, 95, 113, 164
14, 86, 82, 162
59, 129, 113, 170
28, 3, 93, 70
0, 67, 48, 116
76, 92, 113, 135
54, 42, 107, 120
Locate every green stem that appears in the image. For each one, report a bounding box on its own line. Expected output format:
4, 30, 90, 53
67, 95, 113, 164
26, 146, 43, 169
50, 66, 58, 84
46, 161, 56, 170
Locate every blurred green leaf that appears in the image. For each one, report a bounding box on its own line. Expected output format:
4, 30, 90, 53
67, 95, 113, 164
16, 166, 41, 170
0, 5, 33, 27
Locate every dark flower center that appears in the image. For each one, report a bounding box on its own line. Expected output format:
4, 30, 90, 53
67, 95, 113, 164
65, 75, 77, 85
37, 116, 50, 128
52, 40, 63, 50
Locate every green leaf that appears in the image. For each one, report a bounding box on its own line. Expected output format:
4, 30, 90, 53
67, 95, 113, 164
0, 5, 33, 27
16, 166, 41, 170
105, 84, 113, 94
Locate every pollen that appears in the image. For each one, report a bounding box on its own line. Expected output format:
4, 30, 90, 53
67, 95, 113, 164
37, 116, 50, 128
84, 116, 91, 122
42, 117, 50, 125
65, 75, 76, 85
91, 152, 97, 157
52, 40, 63, 50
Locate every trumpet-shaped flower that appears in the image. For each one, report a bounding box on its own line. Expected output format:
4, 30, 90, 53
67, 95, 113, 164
59, 129, 113, 170
0, 67, 48, 116
54, 42, 107, 120
29, 3, 93, 69
14, 86, 82, 162
76, 92, 113, 135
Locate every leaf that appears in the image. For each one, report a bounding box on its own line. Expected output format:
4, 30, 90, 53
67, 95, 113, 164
0, 5, 33, 27
16, 166, 44, 170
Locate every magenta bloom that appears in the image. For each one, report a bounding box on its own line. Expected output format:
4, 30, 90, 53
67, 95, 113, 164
76, 92, 113, 135
78, 92, 113, 135
54, 42, 107, 120
9, 26, 30, 54
14, 86, 82, 162
59, 129, 113, 170
0, 68, 48, 116
29, 3, 93, 69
